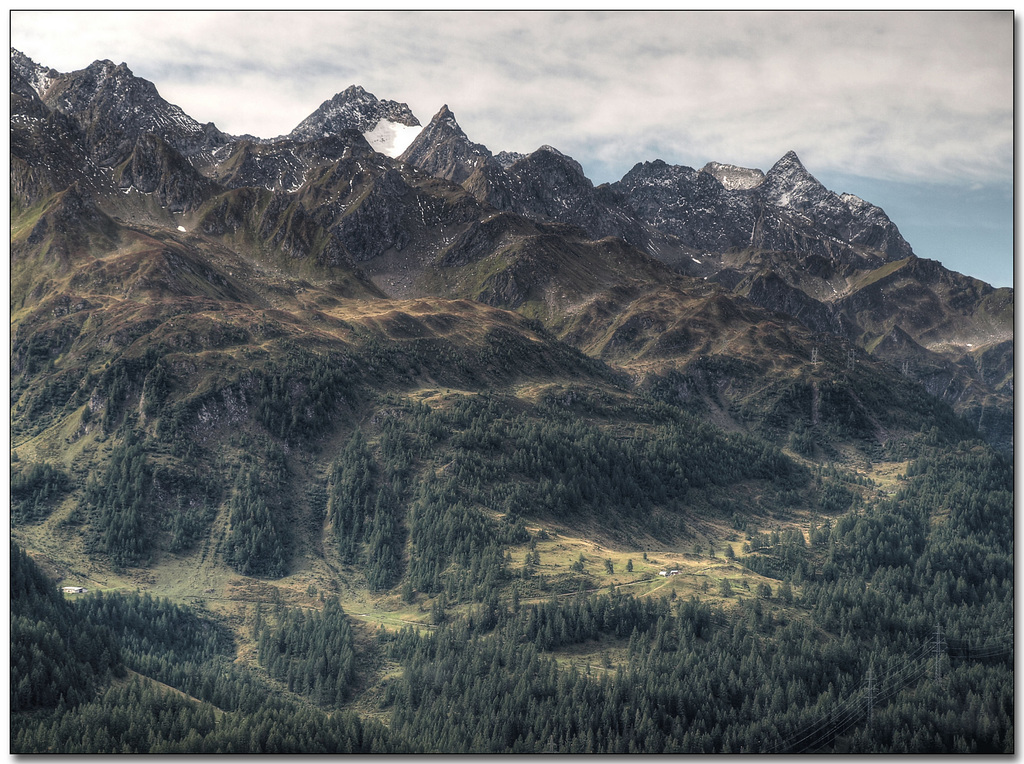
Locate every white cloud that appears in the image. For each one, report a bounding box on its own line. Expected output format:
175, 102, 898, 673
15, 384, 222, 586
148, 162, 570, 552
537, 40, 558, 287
10, 10, 1012, 186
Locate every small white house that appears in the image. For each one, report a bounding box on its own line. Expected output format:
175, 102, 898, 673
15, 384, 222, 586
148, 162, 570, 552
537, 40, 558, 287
62, 586, 87, 594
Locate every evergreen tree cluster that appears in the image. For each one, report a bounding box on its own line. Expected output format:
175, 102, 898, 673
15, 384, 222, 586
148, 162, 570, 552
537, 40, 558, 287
73, 590, 233, 691
804, 443, 1012, 644
326, 430, 376, 562
9, 342, 1013, 754
84, 436, 153, 569
255, 598, 357, 708
10, 542, 124, 713
405, 475, 524, 598
431, 394, 801, 520
325, 429, 407, 590
11, 547, 391, 753
12, 667, 390, 754
11, 460, 72, 522
363, 482, 404, 591
254, 351, 351, 442
358, 435, 1011, 753
223, 444, 290, 577
339, 391, 805, 604
10, 425, 1014, 756
317, 390, 805, 603
377, 580, 1010, 753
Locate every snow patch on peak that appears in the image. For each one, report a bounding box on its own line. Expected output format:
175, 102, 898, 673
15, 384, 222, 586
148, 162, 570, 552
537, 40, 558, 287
363, 120, 422, 158
288, 85, 419, 143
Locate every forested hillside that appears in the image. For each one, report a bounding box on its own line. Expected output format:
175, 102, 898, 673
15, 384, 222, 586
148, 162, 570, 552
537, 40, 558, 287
12, 422, 1013, 753
9, 46, 1013, 753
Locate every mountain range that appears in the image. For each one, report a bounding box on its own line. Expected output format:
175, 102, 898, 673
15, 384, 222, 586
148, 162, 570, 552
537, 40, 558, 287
12, 48, 1010, 452
9, 47, 1014, 753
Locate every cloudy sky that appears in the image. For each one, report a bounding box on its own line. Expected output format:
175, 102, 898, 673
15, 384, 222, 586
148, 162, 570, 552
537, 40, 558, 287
10, 10, 1013, 286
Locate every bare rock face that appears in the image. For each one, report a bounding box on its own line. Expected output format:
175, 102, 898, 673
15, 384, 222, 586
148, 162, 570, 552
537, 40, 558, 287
11, 65, 92, 204
8, 47, 1012, 451
839, 192, 916, 259
10, 47, 59, 100
393, 106, 912, 278
37, 58, 212, 165
743, 270, 853, 338
759, 151, 913, 263
334, 168, 414, 262
286, 84, 421, 156
610, 151, 913, 268
612, 159, 760, 252
115, 133, 215, 212
399, 105, 490, 184
494, 147, 592, 222
212, 131, 375, 193
401, 107, 647, 247
701, 161, 765, 190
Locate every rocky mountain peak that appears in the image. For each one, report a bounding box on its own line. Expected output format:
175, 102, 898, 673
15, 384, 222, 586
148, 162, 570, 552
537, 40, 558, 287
494, 150, 525, 169
340, 83, 368, 98
840, 192, 868, 209
399, 104, 491, 184
755, 150, 914, 263
287, 85, 420, 149
767, 150, 807, 177
535, 144, 564, 156
762, 150, 834, 212
31, 55, 211, 167
700, 161, 765, 191
75, 58, 148, 101
523, 145, 588, 182
10, 48, 59, 97
619, 159, 700, 187
421, 105, 475, 145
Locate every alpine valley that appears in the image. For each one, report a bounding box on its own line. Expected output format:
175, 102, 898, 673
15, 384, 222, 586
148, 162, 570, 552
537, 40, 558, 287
10, 49, 1013, 754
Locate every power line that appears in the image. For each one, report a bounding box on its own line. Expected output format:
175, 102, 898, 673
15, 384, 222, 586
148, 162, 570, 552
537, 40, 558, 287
933, 623, 945, 684
774, 639, 935, 754
944, 632, 1014, 661
778, 622, 1015, 754
866, 664, 875, 731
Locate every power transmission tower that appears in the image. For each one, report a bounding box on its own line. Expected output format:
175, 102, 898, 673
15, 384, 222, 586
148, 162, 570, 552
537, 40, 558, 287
866, 664, 875, 731
933, 623, 946, 684
829, 706, 837, 751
